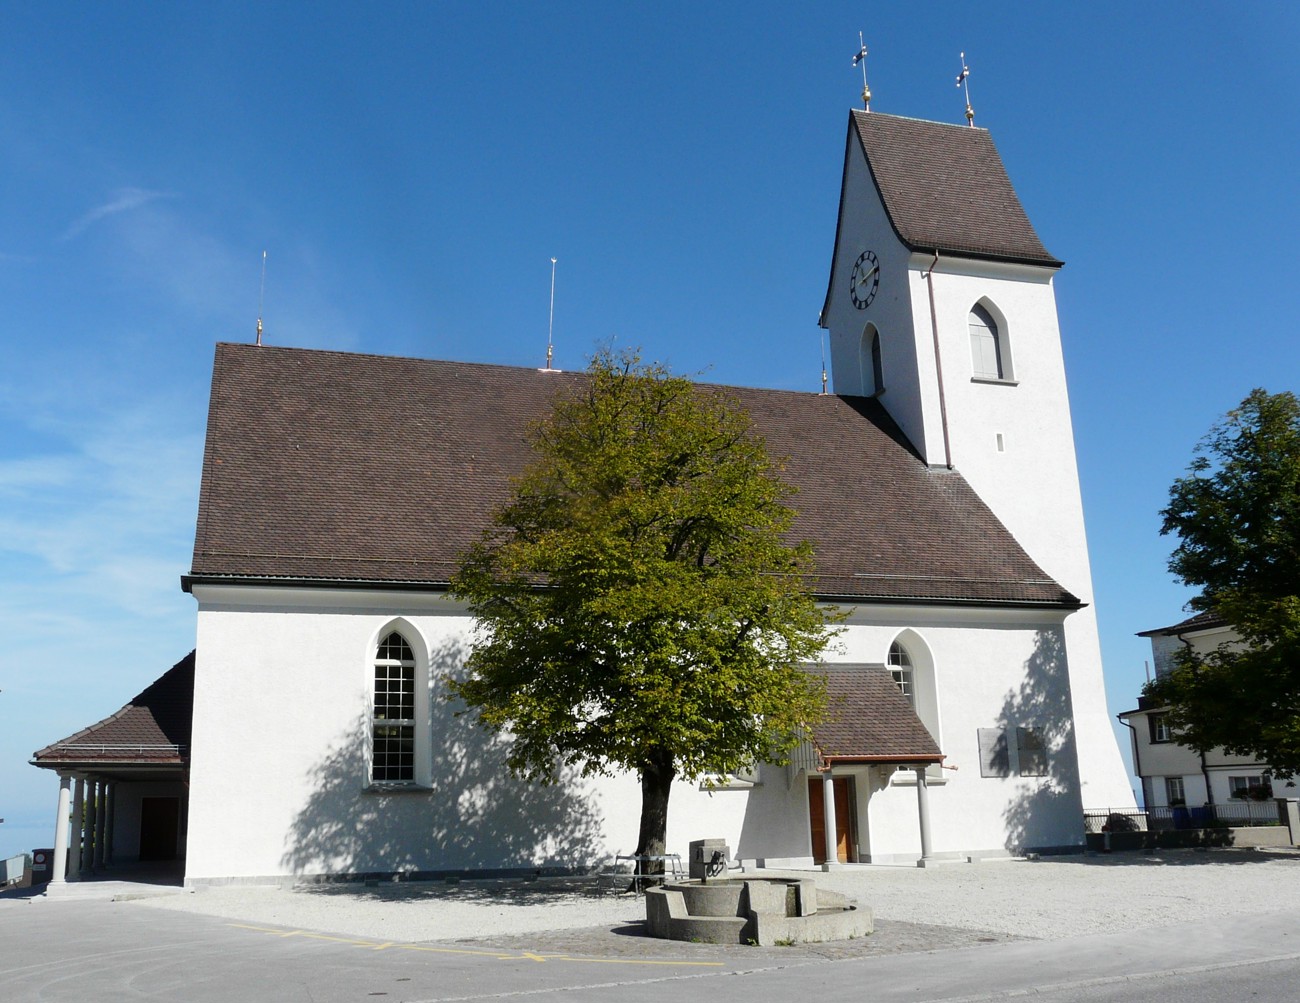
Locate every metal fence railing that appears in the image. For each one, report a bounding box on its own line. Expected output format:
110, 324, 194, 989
1084, 802, 1282, 834
2, 854, 28, 886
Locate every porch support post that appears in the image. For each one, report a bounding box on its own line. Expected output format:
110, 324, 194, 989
93, 779, 108, 870
915, 766, 934, 868
821, 771, 839, 871
104, 783, 116, 865
68, 775, 85, 880
81, 779, 98, 873
50, 774, 72, 885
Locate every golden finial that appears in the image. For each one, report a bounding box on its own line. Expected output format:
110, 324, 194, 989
853, 33, 871, 111
956, 52, 974, 126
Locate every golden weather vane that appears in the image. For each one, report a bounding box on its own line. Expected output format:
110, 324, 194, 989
956, 52, 974, 126
853, 32, 871, 111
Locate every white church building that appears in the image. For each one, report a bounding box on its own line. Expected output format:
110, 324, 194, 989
34, 108, 1135, 885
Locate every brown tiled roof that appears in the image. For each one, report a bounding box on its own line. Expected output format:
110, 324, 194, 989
32, 652, 193, 767
186, 344, 1076, 607
1137, 610, 1229, 637
809, 667, 943, 764
850, 111, 1062, 267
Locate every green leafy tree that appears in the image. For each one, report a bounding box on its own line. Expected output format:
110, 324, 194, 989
1147, 389, 1300, 777
450, 350, 834, 873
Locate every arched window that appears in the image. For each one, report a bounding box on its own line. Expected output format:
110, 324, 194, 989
888, 631, 943, 783
372, 631, 417, 783
860, 325, 884, 396
888, 640, 914, 704
968, 303, 1004, 380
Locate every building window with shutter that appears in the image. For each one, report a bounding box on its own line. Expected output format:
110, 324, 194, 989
969, 303, 1005, 380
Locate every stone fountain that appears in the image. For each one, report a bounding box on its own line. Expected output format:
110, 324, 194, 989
643, 875, 872, 946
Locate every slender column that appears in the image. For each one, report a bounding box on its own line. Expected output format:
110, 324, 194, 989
93, 780, 108, 870
81, 779, 98, 873
915, 767, 933, 867
821, 772, 839, 870
68, 775, 85, 880
50, 775, 73, 885
104, 783, 116, 865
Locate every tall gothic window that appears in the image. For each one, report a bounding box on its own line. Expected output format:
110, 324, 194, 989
372, 632, 416, 783
968, 303, 1004, 380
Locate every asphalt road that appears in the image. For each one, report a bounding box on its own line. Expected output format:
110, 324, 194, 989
2, 899, 1298, 1002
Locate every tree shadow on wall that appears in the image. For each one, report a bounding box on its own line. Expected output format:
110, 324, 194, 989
281, 638, 605, 878
997, 626, 1085, 854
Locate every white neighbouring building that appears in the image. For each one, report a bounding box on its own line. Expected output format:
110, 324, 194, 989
1118, 612, 1297, 812
33, 108, 1135, 886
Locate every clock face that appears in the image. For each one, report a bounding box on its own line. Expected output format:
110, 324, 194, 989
850, 250, 880, 310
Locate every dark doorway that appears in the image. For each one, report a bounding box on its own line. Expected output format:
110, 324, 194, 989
139, 797, 181, 860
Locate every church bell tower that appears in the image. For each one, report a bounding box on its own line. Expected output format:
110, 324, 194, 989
818, 109, 1133, 809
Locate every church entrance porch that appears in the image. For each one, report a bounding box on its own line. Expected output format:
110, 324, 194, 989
29, 652, 193, 884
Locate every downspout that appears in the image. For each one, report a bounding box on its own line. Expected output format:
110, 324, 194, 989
923, 251, 953, 469
1177, 630, 1215, 807
1118, 714, 1144, 805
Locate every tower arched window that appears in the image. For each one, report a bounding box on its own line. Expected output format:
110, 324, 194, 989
860, 325, 884, 396
372, 631, 417, 783
968, 303, 1004, 380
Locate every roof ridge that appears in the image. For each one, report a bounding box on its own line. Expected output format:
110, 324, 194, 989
850, 107, 988, 133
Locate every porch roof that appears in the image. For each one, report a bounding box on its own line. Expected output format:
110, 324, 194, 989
809, 667, 943, 766
31, 652, 193, 777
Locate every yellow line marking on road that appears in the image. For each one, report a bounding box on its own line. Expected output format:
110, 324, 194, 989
228, 924, 725, 968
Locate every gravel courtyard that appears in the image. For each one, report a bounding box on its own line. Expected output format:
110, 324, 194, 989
131, 848, 1300, 955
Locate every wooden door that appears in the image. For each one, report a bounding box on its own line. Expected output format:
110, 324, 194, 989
808, 777, 856, 864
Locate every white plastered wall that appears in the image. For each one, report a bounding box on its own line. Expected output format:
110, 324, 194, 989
818, 604, 1084, 861
186, 584, 756, 884
186, 584, 1089, 881
905, 255, 1132, 810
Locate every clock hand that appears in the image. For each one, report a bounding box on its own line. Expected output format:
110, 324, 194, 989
856, 264, 878, 288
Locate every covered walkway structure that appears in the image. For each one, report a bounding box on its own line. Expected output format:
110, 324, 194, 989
30, 652, 193, 886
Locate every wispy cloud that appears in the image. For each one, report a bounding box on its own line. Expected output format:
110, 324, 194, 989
0, 390, 203, 795
0, 395, 202, 617
60, 186, 177, 241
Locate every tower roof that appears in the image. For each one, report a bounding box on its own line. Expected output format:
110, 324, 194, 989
849, 110, 1062, 268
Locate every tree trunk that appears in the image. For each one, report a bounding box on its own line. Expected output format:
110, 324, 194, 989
634, 748, 676, 889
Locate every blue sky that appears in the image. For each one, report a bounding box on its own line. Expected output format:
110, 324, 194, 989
1, 3, 1297, 859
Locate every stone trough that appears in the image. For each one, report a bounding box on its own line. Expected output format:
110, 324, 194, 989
643, 876, 872, 946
